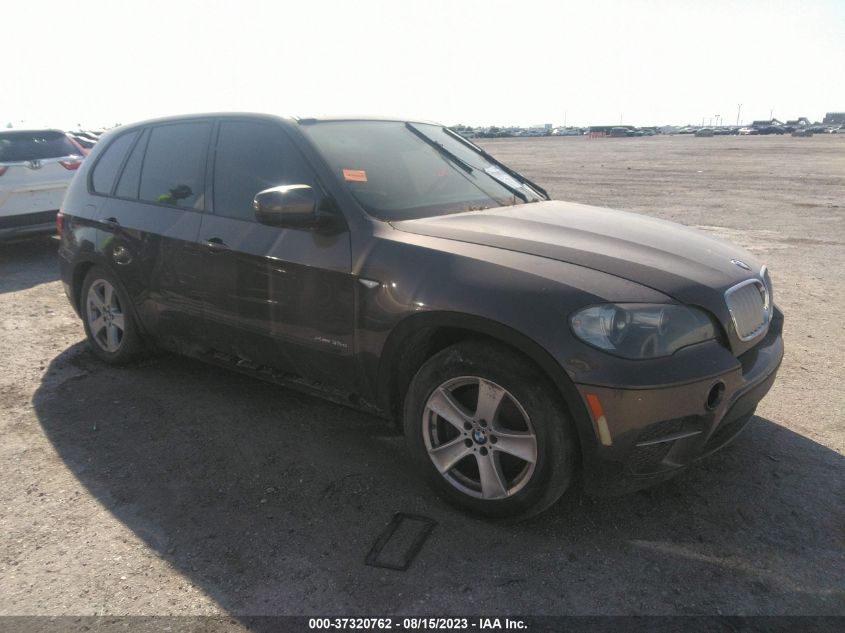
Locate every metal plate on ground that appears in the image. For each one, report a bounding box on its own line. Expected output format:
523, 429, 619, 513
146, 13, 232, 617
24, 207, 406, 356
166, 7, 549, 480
365, 512, 437, 571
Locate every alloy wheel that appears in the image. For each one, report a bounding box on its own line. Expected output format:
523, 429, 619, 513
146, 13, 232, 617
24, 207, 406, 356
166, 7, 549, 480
422, 376, 538, 500
86, 279, 125, 353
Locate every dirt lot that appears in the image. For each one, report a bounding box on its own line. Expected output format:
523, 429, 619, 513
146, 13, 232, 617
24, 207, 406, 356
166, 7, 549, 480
1, 134, 843, 618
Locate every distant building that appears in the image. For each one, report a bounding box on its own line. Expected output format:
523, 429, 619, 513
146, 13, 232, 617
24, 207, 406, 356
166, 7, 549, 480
786, 117, 811, 127
528, 124, 552, 135
751, 119, 784, 127
823, 112, 845, 125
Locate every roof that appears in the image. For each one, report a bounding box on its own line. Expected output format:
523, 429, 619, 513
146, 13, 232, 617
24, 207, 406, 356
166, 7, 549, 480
295, 115, 439, 125
111, 111, 291, 132
0, 128, 65, 135
105, 112, 440, 135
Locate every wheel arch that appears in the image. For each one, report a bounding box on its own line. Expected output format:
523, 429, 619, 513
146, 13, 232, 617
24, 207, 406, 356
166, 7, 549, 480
70, 258, 98, 314
376, 311, 596, 455
71, 257, 150, 339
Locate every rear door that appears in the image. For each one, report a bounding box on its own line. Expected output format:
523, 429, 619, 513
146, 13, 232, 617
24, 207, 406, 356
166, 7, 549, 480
92, 121, 212, 352
197, 118, 356, 389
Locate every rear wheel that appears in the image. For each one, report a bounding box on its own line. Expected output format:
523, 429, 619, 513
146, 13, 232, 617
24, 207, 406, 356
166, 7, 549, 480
403, 341, 577, 519
80, 266, 145, 364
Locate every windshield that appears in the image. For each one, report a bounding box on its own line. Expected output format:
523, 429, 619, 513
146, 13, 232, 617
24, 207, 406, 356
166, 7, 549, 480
300, 121, 544, 221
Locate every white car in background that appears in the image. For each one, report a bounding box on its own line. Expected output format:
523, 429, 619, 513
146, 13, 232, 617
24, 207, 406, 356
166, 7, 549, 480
552, 127, 580, 136
0, 129, 84, 240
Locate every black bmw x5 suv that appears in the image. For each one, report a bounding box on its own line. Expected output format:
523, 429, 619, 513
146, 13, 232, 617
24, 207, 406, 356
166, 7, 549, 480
58, 113, 783, 518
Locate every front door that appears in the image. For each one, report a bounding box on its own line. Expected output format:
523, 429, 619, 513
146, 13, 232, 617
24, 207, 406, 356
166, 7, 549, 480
197, 119, 356, 391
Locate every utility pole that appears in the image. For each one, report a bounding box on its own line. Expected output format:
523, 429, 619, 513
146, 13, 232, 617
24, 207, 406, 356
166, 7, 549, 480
737, 103, 742, 126
564, 111, 567, 127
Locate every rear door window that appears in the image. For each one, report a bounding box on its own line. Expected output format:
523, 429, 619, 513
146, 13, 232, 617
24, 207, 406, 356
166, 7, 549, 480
91, 131, 138, 195
0, 131, 79, 162
138, 122, 211, 209
212, 120, 314, 221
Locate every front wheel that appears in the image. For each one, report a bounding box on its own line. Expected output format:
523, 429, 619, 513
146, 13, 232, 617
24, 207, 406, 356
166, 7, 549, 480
403, 341, 577, 519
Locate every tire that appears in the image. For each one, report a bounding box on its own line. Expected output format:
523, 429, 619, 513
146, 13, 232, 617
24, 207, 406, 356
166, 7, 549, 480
80, 266, 146, 364
403, 340, 577, 520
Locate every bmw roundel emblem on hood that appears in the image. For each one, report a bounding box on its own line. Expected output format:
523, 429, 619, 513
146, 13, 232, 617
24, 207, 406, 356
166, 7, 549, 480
731, 259, 751, 271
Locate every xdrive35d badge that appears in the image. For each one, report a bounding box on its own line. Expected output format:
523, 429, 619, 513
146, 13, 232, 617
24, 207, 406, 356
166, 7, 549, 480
58, 113, 784, 519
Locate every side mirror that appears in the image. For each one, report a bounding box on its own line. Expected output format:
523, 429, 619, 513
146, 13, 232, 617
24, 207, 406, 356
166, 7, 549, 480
254, 184, 345, 233
254, 184, 317, 227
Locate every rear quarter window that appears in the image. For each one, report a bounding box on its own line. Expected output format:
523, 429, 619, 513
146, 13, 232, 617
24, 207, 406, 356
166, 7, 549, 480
114, 129, 148, 200
0, 131, 79, 162
91, 131, 139, 195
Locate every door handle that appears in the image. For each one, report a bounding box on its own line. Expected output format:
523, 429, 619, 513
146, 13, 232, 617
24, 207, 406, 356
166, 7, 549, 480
103, 217, 119, 228
203, 237, 228, 252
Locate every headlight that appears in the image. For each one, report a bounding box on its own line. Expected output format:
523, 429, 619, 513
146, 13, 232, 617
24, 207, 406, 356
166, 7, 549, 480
570, 303, 717, 359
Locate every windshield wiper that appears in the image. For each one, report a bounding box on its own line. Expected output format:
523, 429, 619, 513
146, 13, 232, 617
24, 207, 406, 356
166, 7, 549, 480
405, 122, 474, 173
406, 122, 528, 203
443, 127, 549, 200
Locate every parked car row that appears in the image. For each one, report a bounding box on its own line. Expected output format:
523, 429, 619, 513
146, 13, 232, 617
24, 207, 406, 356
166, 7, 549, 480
455, 122, 844, 140
677, 124, 845, 136
739, 124, 844, 136
683, 127, 747, 136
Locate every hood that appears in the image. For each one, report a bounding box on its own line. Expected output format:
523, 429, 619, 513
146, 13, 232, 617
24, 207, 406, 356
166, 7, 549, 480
391, 200, 762, 306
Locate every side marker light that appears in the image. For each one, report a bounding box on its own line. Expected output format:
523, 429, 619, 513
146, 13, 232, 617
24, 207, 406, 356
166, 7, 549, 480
585, 393, 612, 447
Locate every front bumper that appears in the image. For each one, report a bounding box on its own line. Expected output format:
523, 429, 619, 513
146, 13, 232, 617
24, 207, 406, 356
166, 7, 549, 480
575, 309, 784, 495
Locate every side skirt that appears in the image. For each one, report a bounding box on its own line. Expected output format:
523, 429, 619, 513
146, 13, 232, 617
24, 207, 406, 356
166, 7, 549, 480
194, 348, 388, 420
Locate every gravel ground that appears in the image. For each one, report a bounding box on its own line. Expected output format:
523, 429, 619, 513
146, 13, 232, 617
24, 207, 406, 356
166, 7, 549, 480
0, 134, 843, 618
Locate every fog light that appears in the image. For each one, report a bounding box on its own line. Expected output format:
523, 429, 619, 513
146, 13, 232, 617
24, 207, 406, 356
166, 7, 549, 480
706, 382, 725, 410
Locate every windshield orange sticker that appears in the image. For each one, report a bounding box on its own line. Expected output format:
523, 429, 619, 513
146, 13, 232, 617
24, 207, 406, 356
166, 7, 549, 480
343, 169, 368, 182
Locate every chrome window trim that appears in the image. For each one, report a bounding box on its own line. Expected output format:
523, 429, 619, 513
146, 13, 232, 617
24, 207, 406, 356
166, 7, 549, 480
725, 276, 770, 342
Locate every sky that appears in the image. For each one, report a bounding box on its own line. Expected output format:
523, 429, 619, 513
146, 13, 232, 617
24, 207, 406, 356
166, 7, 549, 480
4, 0, 844, 130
